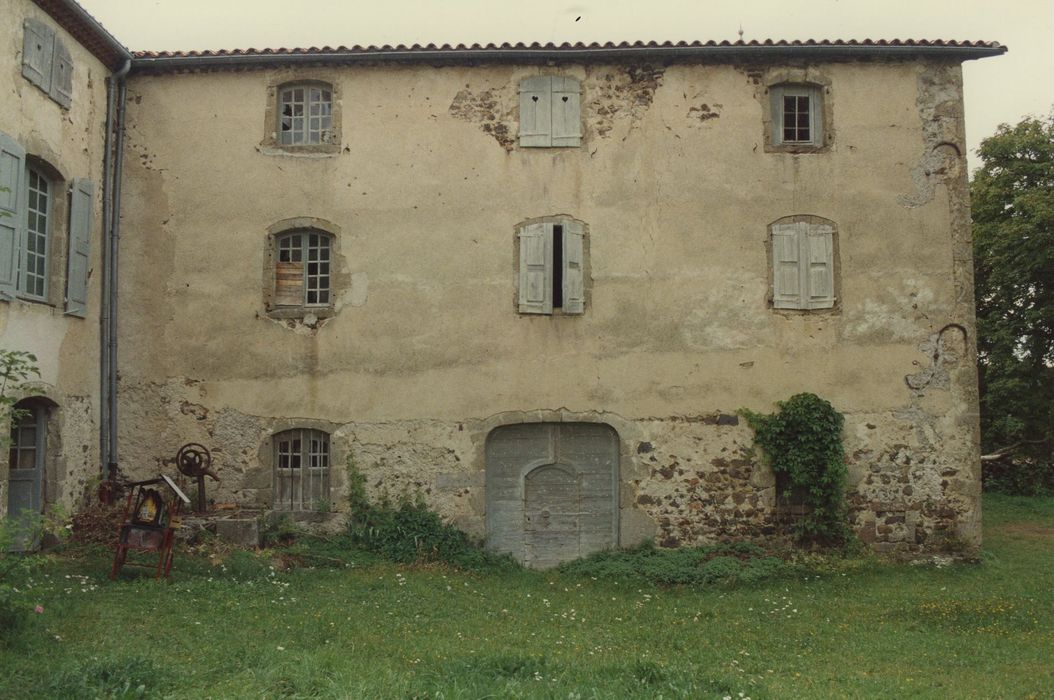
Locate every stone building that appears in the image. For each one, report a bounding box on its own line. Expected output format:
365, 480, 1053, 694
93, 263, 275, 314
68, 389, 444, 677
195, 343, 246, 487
1, 0, 1005, 564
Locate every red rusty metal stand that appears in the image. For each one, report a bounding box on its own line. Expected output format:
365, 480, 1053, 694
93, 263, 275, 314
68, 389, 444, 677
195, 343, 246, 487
110, 475, 190, 580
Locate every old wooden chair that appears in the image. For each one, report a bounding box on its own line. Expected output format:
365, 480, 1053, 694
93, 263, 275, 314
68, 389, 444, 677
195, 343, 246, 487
110, 475, 190, 580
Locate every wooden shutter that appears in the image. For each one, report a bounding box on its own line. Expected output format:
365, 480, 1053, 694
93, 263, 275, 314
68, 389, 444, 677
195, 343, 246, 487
0, 132, 26, 299
22, 19, 55, 92
805, 223, 835, 308
65, 178, 92, 317
551, 77, 582, 147
50, 39, 73, 109
519, 76, 552, 147
771, 222, 803, 309
518, 222, 552, 314
562, 220, 585, 314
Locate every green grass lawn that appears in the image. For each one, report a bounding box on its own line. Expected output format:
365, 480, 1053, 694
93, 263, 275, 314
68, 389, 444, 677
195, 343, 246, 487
2, 494, 1052, 699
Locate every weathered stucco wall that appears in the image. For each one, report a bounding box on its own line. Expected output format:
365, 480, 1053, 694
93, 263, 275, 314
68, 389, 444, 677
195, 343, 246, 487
116, 56, 980, 556
0, 0, 108, 518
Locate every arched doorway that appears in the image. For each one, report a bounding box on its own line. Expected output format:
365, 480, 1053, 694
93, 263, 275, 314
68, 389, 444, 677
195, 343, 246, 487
485, 422, 618, 568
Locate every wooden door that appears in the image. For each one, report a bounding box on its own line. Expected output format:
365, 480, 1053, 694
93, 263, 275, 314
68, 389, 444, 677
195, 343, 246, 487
7, 403, 45, 551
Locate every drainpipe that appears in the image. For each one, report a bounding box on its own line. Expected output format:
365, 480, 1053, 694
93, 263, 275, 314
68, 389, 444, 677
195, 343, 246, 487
100, 57, 131, 500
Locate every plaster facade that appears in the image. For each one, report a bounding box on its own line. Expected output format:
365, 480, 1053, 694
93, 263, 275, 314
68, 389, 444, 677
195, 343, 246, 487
0, 0, 112, 520
113, 55, 983, 557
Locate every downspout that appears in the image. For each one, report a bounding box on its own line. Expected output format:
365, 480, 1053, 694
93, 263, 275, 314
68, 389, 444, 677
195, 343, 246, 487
100, 57, 130, 498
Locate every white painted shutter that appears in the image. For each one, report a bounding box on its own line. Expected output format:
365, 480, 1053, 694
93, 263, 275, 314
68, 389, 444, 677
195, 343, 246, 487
551, 77, 582, 147
519, 76, 552, 147
771, 222, 803, 309
0, 132, 26, 299
50, 39, 73, 109
65, 179, 93, 317
22, 19, 55, 92
518, 222, 552, 314
805, 224, 835, 309
562, 220, 585, 314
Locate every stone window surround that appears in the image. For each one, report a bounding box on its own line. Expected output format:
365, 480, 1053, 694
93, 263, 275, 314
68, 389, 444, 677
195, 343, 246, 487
760, 68, 833, 154
19, 150, 69, 309
256, 417, 345, 513
765, 214, 841, 313
262, 216, 346, 320
260, 70, 343, 155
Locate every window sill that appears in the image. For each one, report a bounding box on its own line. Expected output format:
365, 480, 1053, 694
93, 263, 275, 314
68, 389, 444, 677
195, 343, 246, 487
266, 306, 335, 320
257, 142, 341, 157
765, 142, 830, 155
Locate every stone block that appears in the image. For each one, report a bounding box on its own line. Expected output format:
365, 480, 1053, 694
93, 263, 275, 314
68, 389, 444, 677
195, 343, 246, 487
215, 518, 260, 547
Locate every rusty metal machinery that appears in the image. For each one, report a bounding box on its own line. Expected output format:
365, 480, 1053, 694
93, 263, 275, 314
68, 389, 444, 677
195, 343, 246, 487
175, 443, 219, 513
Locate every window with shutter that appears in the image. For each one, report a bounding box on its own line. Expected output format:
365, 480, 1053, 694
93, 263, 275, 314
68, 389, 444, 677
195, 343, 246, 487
22, 19, 55, 93
517, 217, 587, 315
769, 217, 837, 311
65, 179, 93, 317
770, 84, 825, 149
519, 76, 582, 148
0, 132, 26, 300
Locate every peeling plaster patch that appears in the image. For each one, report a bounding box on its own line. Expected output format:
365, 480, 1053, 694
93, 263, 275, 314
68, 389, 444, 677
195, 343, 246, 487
897, 64, 965, 208
905, 324, 967, 394
687, 102, 721, 122
586, 64, 664, 137
448, 88, 516, 151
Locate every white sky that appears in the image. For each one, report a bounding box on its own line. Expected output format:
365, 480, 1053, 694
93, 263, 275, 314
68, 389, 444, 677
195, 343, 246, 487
79, 0, 1054, 172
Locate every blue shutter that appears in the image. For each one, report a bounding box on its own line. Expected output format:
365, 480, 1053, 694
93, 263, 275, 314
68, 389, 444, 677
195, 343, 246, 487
65, 178, 93, 317
21, 18, 55, 92
0, 132, 26, 299
50, 39, 74, 109
519, 76, 552, 147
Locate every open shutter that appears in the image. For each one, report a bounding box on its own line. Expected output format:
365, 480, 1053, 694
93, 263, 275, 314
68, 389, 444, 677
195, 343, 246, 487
562, 220, 585, 314
0, 132, 26, 299
805, 224, 835, 308
519, 76, 552, 147
22, 19, 55, 92
518, 222, 552, 314
65, 179, 92, 317
771, 222, 803, 309
551, 77, 582, 147
50, 39, 73, 109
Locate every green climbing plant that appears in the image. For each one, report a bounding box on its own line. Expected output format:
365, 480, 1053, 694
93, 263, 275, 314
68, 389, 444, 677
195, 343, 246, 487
740, 393, 851, 546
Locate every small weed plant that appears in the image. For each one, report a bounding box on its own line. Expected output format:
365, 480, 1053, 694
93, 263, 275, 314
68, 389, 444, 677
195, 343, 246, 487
345, 458, 515, 572
741, 392, 852, 546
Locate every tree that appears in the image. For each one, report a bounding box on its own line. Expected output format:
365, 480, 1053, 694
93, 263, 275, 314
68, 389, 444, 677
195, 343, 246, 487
972, 112, 1054, 493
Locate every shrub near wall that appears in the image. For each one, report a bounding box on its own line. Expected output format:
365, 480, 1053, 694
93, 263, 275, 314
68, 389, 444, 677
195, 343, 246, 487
741, 393, 851, 547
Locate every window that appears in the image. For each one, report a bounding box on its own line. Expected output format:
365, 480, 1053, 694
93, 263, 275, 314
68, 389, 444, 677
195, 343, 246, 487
770, 217, 837, 310
517, 218, 586, 315
278, 84, 333, 146
272, 429, 330, 511
22, 18, 73, 109
21, 167, 50, 300
770, 84, 823, 148
519, 76, 582, 148
274, 231, 331, 307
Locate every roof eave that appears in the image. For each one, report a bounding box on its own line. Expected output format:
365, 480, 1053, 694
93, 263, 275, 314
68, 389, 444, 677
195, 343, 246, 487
33, 0, 132, 70
130, 44, 1007, 72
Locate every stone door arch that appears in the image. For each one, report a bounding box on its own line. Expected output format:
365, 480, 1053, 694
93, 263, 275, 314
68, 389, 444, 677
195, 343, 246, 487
485, 422, 618, 568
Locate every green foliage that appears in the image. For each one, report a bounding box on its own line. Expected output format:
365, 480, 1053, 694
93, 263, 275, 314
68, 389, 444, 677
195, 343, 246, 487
559, 540, 791, 586
0, 349, 39, 441
740, 392, 851, 546
972, 112, 1054, 494
345, 459, 517, 572
45, 655, 174, 699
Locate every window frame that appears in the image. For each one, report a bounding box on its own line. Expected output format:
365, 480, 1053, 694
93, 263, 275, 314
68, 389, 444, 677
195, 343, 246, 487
277, 83, 334, 147
19, 165, 52, 301
262, 75, 342, 155
272, 428, 331, 511
274, 230, 333, 308
762, 74, 832, 154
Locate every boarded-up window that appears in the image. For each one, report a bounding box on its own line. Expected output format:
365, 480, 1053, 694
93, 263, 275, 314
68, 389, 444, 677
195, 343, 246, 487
771, 218, 836, 310
519, 76, 582, 148
517, 218, 586, 315
279, 84, 333, 146
274, 231, 331, 307
273, 428, 330, 511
